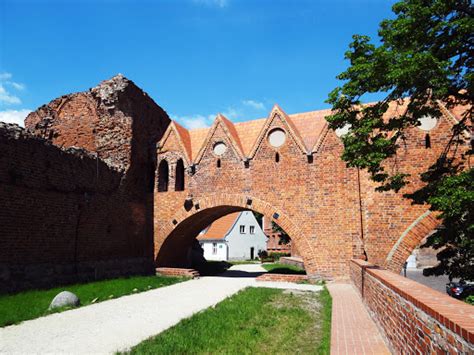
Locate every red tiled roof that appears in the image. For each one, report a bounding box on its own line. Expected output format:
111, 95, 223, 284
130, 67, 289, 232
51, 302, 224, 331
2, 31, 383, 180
197, 212, 241, 241
173, 121, 192, 161
220, 115, 245, 155
189, 127, 209, 160
182, 100, 469, 161
233, 118, 267, 156
187, 107, 332, 157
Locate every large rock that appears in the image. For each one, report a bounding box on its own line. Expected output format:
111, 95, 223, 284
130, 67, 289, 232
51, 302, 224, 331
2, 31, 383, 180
49, 291, 80, 310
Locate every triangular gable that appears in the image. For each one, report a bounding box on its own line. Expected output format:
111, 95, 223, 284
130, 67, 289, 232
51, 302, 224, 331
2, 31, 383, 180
248, 104, 309, 158
158, 121, 192, 165
194, 114, 246, 164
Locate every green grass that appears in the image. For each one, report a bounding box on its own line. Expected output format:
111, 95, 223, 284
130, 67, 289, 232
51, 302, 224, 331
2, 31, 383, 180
228, 260, 260, 265
262, 263, 307, 275
0, 275, 185, 327
126, 286, 332, 355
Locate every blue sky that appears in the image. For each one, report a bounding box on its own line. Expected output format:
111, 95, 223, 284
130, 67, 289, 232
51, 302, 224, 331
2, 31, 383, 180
0, 0, 396, 128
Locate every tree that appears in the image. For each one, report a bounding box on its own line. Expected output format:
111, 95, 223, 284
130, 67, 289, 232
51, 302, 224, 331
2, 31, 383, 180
272, 221, 291, 245
326, 0, 473, 281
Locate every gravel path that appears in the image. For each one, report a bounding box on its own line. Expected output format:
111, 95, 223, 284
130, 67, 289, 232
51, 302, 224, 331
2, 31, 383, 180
0, 264, 321, 354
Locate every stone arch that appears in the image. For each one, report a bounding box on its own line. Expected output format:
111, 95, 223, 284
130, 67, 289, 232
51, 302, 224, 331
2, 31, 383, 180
383, 211, 440, 273
155, 193, 313, 269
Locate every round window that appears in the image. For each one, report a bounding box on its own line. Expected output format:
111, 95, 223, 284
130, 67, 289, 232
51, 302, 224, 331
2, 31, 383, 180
213, 142, 227, 156
418, 115, 437, 131
268, 128, 286, 148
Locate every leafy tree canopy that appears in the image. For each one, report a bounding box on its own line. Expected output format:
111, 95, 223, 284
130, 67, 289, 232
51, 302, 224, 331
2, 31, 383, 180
326, 0, 473, 281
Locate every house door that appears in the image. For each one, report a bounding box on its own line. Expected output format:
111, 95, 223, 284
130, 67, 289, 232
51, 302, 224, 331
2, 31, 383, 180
250, 247, 254, 260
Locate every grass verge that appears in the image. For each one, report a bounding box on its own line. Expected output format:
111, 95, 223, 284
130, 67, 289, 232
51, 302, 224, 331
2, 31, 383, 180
262, 262, 306, 275
126, 286, 332, 354
0, 275, 185, 327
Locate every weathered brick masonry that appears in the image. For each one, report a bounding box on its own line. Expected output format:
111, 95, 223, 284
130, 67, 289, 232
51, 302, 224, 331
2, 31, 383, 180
154, 100, 468, 279
350, 259, 473, 354
1, 75, 170, 292
1, 74, 469, 291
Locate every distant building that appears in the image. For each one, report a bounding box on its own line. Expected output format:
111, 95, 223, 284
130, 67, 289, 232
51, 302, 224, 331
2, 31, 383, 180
262, 215, 297, 256
197, 211, 267, 261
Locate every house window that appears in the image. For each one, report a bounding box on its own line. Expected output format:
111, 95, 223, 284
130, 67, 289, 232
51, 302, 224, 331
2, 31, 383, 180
250, 226, 255, 234
240, 225, 245, 234
212, 243, 217, 255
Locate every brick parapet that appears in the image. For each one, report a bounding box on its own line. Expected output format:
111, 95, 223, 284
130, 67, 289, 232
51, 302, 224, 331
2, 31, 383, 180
350, 259, 474, 353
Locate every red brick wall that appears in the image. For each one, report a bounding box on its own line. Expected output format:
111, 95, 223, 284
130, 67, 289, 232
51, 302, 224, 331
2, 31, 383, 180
154, 104, 467, 279
350, 259, 474, 354
1, 75, 170, 292
2, 74, 468, 289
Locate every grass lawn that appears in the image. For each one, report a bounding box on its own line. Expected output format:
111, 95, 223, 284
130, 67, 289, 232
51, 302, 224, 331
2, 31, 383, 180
228, 260, 260, 265
262, 263, 307, 275
126, 286, 332, 354
0, 275, 185, 327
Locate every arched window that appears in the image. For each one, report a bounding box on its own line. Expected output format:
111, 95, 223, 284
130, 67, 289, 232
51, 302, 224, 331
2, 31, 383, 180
275, 152, 280, 163
158, 160, 169, 192
217, 159, 221, 168
175, 159, 185, 191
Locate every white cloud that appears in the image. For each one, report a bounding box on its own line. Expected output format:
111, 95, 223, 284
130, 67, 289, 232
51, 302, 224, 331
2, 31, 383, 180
172, 114, 215, 129
192, 0, 228, 8
0, 73, 12, 80
242, 100, 265, 110
9, 82, 25, 91
173, 97, 268, 129
0, 72, 26, 105
0, 109, 32, 127
0, 85, 21, 105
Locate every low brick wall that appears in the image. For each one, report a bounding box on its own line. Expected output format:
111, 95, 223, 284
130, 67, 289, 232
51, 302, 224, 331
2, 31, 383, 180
256, 273, 307, 283
279, 256, 305, 269
350, 259, 473, 354
156, 267, 200, 278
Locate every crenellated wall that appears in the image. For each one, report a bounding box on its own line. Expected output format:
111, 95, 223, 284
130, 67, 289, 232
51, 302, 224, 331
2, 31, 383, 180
154, 101, 469, 279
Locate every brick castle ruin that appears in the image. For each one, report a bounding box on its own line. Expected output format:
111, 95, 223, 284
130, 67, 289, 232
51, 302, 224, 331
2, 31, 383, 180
0, 75, 469, 291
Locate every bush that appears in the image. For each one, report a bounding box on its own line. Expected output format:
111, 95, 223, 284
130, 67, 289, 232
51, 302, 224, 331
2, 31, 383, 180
465, 295, 474, 305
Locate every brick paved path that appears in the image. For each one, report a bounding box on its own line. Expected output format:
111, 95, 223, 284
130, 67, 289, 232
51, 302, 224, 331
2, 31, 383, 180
327, 283, 391, 355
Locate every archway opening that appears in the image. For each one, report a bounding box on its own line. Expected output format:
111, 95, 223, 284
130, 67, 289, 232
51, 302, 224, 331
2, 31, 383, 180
155, 206, 303, 276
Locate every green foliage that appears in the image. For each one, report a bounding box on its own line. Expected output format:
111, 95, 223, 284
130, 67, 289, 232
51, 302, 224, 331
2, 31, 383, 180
326, 0, 473, 281
0, 275, 184, 327
465, 295, 474, 305
126, 287, 331, 354
417, 169, 474, 280
272, 221, 291, 244
252, 211, 264, 228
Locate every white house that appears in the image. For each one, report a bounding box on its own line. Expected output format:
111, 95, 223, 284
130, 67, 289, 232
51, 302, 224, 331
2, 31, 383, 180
197, 211, 267, 261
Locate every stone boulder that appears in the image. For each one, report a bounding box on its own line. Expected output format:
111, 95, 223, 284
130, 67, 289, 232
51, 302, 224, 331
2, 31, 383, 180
49, 291, 80, 310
